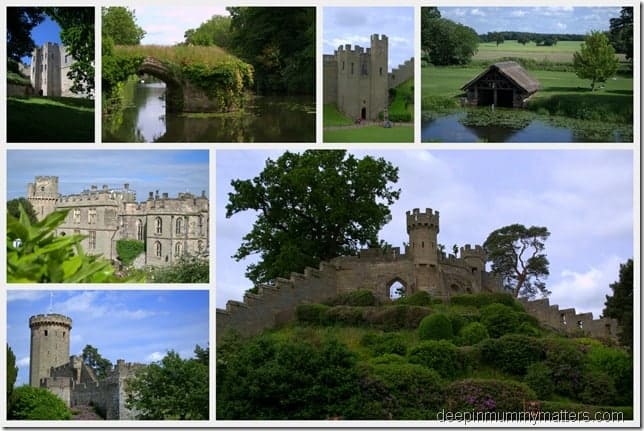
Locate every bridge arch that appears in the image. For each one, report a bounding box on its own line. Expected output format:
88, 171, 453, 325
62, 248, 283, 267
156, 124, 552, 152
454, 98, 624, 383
137, 57, 183, 113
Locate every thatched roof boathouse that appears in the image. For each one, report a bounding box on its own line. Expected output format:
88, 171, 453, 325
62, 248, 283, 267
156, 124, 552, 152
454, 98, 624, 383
461, 61, 540, 108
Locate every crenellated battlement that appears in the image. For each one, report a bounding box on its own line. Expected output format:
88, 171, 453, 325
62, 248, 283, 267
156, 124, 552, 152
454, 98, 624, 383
29, 314, 72, 329
406, 208, 440, 232
460, 244, 486, 259
371, 33, 388, 42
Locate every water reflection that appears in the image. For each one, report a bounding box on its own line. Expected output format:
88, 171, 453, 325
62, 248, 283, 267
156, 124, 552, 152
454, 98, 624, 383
103, 82, 315, 143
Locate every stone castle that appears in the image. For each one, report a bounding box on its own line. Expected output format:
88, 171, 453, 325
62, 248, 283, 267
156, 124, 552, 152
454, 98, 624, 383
217, 207, 619, 342
323, 34, 414, 121
27, 176, 209, 267
24, 42, 88, 98
29, 313, 143, 419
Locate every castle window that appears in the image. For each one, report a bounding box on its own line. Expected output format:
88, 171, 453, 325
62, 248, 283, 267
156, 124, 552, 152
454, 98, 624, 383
351, 62, 354, 75
199, 215, 204, 235
73, 208, 81, 224
176, 218, 183, 235
155, 217, 162, 234
88, 208, 97, 224
389, 280, 405, 300
342, 61, 345, 70
41, 186, 45, 192
422, 241, 424, 248
198, 240, 204, 252
155, 241, 162, 257
44, 330, 48, 336
63, 332, 65, 338
88, 231, 96, 249
379, 67, 383, 76
136, 219, 144, 240
577, 320, 584, 329
175, 242, 183, 257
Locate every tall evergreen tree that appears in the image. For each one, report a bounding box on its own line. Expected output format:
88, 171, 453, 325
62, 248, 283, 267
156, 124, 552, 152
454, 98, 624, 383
603, 259, 633, 349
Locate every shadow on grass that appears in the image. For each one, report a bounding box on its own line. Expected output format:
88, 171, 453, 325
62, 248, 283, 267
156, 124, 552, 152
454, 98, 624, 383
8, 96, 94, 142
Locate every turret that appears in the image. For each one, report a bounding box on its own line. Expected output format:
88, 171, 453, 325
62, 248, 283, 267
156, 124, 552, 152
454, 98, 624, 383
406, 208, 439, 267
460, 244, 486, 290
29, 314, 72, 387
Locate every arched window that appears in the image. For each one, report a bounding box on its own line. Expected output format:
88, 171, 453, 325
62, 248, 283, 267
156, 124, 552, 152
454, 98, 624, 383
155, 217, 162, 234
155, 241, 162, 257
389, 280, 406, 300
176, 218, 183, 235
175, 242, 183, 257
136, 219, 144, 240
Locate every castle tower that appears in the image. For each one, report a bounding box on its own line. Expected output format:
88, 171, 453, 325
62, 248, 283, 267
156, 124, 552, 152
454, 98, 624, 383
29, 314, 72, 387
459, 244, 487, 292
406, 208, 440, 293
27, 176, 60, 220
369, 34, 388, 121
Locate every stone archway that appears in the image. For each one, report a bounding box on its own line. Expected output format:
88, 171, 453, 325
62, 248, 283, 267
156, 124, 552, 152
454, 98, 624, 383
137, 57, 183, 113
387, 277, 409, 300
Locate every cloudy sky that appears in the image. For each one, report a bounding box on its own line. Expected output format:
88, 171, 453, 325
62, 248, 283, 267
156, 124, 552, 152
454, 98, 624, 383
7, 290, 209, 387
324, 7, 414, 72
216, 150, 633, 320
439, 7, 624, 35
7, 150, 209, 201
134, 6, 228, 45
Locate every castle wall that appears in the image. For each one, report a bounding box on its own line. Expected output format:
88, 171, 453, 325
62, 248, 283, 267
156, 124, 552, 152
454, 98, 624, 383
388, 58, 414, 89
40, 376, 72, 406
323, 56, 337, 105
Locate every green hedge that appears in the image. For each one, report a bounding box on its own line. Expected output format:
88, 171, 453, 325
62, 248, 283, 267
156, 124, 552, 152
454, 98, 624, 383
116, 239, 144, 266
325, 290, 379, 306
9, 386, 72, 420
446, 379, 537, 413
418, 314, 453, 341
450, 292, 521, 309
408, 340, 462, 379
459, 322, 489, 346
479, 334, 545, 375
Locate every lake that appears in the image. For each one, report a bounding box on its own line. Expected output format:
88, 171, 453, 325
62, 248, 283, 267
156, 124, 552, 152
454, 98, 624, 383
103, 82, 315, 143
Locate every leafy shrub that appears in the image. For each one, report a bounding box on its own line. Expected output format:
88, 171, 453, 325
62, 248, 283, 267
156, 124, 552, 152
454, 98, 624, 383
9, 386, 72, 420
7, 206, 143, 283
542, 338, 585, 398
445, 306, 480, 335
369, 362, 444, 419
515, 312, 540, 327
408, 340, 461, 379
388, 112, 412, 123
326, 290, 379, 307
579, 371, 617, 406
394, 291, 432, 306
149, 254, 209, 283
480, 303, 520, 338
325, 306, 366, 326
459, 322, 489, 346
517, 322, 541, 337
217, 336, 362, 419
116, 239, 144, 266
368, 354, 406, 366
480, 335, 545, 375
361, 332, 407, 356
418, 314, 453, 340
524, 362, 555, 399
446, 379, 537, 413
585, 345, 632, 405
364, 305, 431, 329
451, 292, 519, 309
296, 304, 330, 325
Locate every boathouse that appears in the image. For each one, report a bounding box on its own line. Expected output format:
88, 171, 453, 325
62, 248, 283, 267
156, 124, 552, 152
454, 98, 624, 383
461, 61, 539, 108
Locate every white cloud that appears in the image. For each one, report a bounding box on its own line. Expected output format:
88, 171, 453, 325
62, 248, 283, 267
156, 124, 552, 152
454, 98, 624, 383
146, 351, 165, 362
7, 291, 49, 302
471, 9, 486, 16
556, 22, 567, 30
511, 10, 527, 17
17, 357, 30, 367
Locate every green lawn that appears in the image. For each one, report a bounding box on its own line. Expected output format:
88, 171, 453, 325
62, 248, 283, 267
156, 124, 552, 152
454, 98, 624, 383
323, 103, 353, 127
421, 65, 633, 124
8, 71, 30, 86
324, 125, 413, 143
8, 96, 95, 142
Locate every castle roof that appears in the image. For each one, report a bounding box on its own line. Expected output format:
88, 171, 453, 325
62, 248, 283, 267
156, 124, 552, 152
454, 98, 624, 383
461, 61, 540, 94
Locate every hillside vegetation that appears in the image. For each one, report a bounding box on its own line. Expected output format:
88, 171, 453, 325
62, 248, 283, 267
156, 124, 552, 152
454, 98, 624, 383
217, 291, 632, 420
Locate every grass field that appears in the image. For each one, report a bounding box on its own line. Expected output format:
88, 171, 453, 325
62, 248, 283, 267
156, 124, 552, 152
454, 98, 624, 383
421, 66, 633, 124
323, 103, 353, 127
389, 79, 414, 121
7, 71, 30, 86
474, 40, 583, 62
8, 96, 95, 142
324, 125, 413, 143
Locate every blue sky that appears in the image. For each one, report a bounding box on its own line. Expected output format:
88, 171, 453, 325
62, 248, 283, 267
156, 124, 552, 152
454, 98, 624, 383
216, 150, 633, 320
324, 7, 414, 72
439, 7, 624, 35
20, 15, 62, 65
7, 290, 209, 387
134, 6, 229, 45
7, 150, 209, 201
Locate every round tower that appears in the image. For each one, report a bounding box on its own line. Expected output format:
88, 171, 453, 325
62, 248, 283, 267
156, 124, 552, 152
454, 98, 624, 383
406, 208, 439, 266
460, 244, 487, 292
29, 314, 72, 387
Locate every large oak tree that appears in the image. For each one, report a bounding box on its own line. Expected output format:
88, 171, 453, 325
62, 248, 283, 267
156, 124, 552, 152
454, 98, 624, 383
226, 150, 400, 285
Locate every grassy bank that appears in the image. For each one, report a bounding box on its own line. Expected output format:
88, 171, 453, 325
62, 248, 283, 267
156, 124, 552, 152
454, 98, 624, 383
8, 96, 94, 142
388, 79, 414, 121
324, 125, 413, 143
324, 103, 353, 127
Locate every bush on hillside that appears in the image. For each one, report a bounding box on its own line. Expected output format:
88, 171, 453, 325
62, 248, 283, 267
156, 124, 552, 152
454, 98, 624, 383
325, 290, 379, 306
579, 371, 617, 406
325, 306, 366, 326
296, 304, 330, 325
459, 322, 490, 346
365, 305, 431, 329
585, 345, 632, 405
394, 291, 432, 306
418, 313, 453, 341
9, 386, 72, 420
408, 340, 462, 379
480, 303, 520, 338
517, 322, 541, 337
369, 363, 444, 419
542, 338, 585, 399
479, 334, 545, 375
446, 379, 537, 413
450, 292, 520, 309
524, 362, 555, 399
361, 332, 408, 356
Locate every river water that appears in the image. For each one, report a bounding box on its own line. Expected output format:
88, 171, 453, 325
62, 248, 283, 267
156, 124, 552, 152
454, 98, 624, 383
421, 112, 623, 143
103, 82, 316, 143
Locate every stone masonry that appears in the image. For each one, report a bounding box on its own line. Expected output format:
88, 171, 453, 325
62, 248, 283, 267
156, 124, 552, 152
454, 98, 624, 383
323, 34, 414, 121
29, 313, 144, 420
27, 176, 209, 267
217, 207, 619, 342
28, 42, 91, 98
